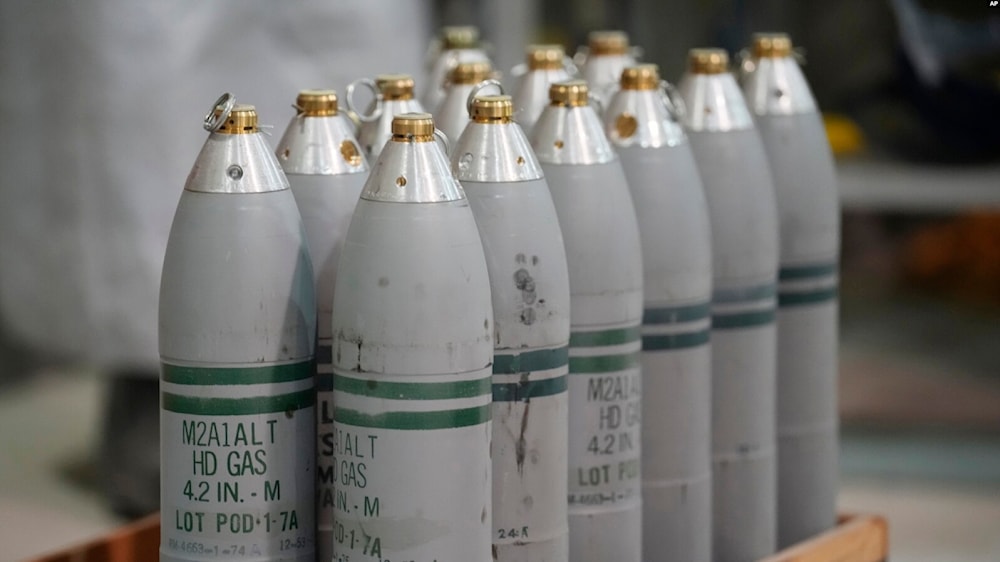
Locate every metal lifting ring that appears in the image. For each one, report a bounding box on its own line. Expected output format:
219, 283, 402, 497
564, 55, 580, 77
588, 90, 606, 114
466, 79, 504, 116
659, 80, 687, 122
433, 128, 450, 155
203, 92, 236, 132
345, 78, 383, 123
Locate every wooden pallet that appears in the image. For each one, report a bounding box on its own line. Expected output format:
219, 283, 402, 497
760, 514, 889, 562
28, 512, 888, 562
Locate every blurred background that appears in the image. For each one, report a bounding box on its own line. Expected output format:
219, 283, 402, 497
1, 0, 998, 560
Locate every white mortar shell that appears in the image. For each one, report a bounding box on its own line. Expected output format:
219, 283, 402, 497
435, 82, 477, 151
358, 98, 426, 159
543, 161, 643, 562
159, 188, 316, 562
756, 112, 840, 547
330, 184, 494, 561
512, 67, 572, 136
287, 173, 366, 562
686, 127, 779, 562
276, 107, 370, 562
461, 177, 571, 562
423, 47, 492, 110
614, 141, 713, 562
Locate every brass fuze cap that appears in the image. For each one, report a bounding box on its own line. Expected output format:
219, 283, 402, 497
752, 32, 793, 58
688, 48, 729, 74
296, 89, 338, 116
549, 80, 589, 107
471, 95, 513, 123
217, 104, 258, 134
376, 74, 416, 101
527, 44, 565, 70
449, 61, 493, 85
391, 113, 435, 141
442, 25, 479, 49
621, 64, 660, 90
588, 30, 629, 56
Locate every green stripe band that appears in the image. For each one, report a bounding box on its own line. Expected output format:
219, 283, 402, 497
334, 405, 490, 430
713, 284, 776, 304
712, 310, 776, 330
493, 347, 569, 374
570, 352, 640, 373
317, 373, 333, 392
333, 373, 491, 400
493, 375, 567, 402
779, 263, 837, 281
162, 361, 314, 386
569, 326, 641, 348
162, 389, 314, 416
778, 287, 838, 307
643, 303, 711, 324
642, 329, 710, 351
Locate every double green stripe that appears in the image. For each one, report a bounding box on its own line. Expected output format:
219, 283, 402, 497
712, 283, 777, 330
642, 303, 711, 351
492, 347, 568, 402
779, 263, 839, 307
569, 326, 641, 348
331, 371, 492, 430
161, 361, 315, 415
569, 326, 641, 374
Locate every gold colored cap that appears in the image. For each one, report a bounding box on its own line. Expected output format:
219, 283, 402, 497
391, 112, 435, 141
376, 74, 416, 101
527, 44, 565, 70
471, 95, 513, 123
296, 89, 338, 116
549, 80, 589, 107
442, 25, 479, 49
217, 104, 258, 134
687, 48, 729, 74
588, 30, 629, 56
752, 32, 793, 58
449, 61, 493, 85
621, 64, 660, 90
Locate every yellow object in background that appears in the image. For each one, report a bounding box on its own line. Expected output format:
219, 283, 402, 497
824, 113, 865, 156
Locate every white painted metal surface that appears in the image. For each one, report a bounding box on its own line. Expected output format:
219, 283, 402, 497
533, 95, 644, 562
680, 68, 781, 562
453, 106, 572, 561
743, 43, 841, 548
160, 104, 316, 562
330, 120, 494, 561
605, 77, 713, 562
275, 104, 369, 562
